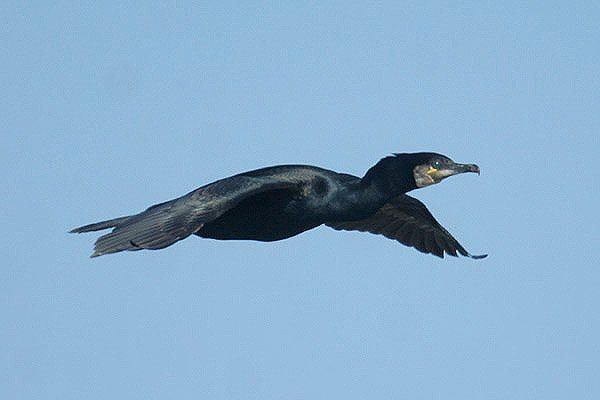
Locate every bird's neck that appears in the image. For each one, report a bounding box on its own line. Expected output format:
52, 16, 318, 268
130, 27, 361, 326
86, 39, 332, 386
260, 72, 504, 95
361, 157, 418, 196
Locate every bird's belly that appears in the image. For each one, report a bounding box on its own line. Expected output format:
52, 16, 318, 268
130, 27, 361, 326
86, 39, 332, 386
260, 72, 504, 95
195, 212, 320, 241
194, 190, 322, 241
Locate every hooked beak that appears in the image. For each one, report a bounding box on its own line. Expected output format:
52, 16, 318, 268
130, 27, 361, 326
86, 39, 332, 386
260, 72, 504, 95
453, 163, 480, 175
426, 162, 481, 183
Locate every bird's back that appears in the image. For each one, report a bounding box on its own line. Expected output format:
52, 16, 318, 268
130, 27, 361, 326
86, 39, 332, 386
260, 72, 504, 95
194, 164, 360, 241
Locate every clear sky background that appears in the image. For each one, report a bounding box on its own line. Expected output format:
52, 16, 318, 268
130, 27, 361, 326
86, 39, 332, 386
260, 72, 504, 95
3, 1, 599, 399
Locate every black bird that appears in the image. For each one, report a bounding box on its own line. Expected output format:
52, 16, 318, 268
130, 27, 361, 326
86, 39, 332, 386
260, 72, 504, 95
71, 153, 486, 259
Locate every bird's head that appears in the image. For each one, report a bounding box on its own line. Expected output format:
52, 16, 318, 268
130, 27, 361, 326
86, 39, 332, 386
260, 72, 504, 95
408, 153, 480, 188
363, 152, 481, 194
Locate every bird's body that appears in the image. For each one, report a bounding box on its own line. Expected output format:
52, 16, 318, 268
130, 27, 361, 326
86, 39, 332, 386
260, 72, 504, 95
71, 153, 486, 259
195, 165, 385, 241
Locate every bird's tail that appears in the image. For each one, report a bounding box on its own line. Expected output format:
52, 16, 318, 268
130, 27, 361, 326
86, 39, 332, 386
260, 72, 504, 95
70, 199, 193, 257
69, 216, 131, 233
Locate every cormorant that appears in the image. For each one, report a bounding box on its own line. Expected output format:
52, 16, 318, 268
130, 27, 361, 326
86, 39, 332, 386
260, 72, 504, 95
70, 152, 486, 259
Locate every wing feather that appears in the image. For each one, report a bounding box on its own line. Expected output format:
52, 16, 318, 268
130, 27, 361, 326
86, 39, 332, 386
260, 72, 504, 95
326, 194, 486, 259
71, 175, 300, 257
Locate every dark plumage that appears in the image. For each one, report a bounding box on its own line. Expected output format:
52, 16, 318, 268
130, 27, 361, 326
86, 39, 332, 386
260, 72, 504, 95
71, 153, 486, 259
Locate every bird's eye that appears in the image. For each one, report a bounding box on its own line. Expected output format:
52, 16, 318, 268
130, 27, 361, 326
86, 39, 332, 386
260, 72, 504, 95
432, 161, 441, 169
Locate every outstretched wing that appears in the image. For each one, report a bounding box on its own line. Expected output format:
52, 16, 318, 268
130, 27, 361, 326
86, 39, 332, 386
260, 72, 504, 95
71, 175, 300, 257
326, 194, 486, 259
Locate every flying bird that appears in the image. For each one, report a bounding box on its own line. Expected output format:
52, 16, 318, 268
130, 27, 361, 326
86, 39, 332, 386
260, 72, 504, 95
71, 153, 486, 259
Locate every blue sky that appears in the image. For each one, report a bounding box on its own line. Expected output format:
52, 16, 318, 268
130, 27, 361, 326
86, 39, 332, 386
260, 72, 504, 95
3, 1, 599, 399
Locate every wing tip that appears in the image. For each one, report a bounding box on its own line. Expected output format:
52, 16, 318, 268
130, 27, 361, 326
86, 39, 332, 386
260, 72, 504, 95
467, 253, 488, 260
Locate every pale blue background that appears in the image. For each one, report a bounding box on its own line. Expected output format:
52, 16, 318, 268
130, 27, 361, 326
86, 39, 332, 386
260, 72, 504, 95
3, 1, 599, 399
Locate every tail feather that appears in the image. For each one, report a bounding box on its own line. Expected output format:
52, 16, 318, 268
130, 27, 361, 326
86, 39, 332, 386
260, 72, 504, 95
70, 216, 131, 233
71, 199, 196, 257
